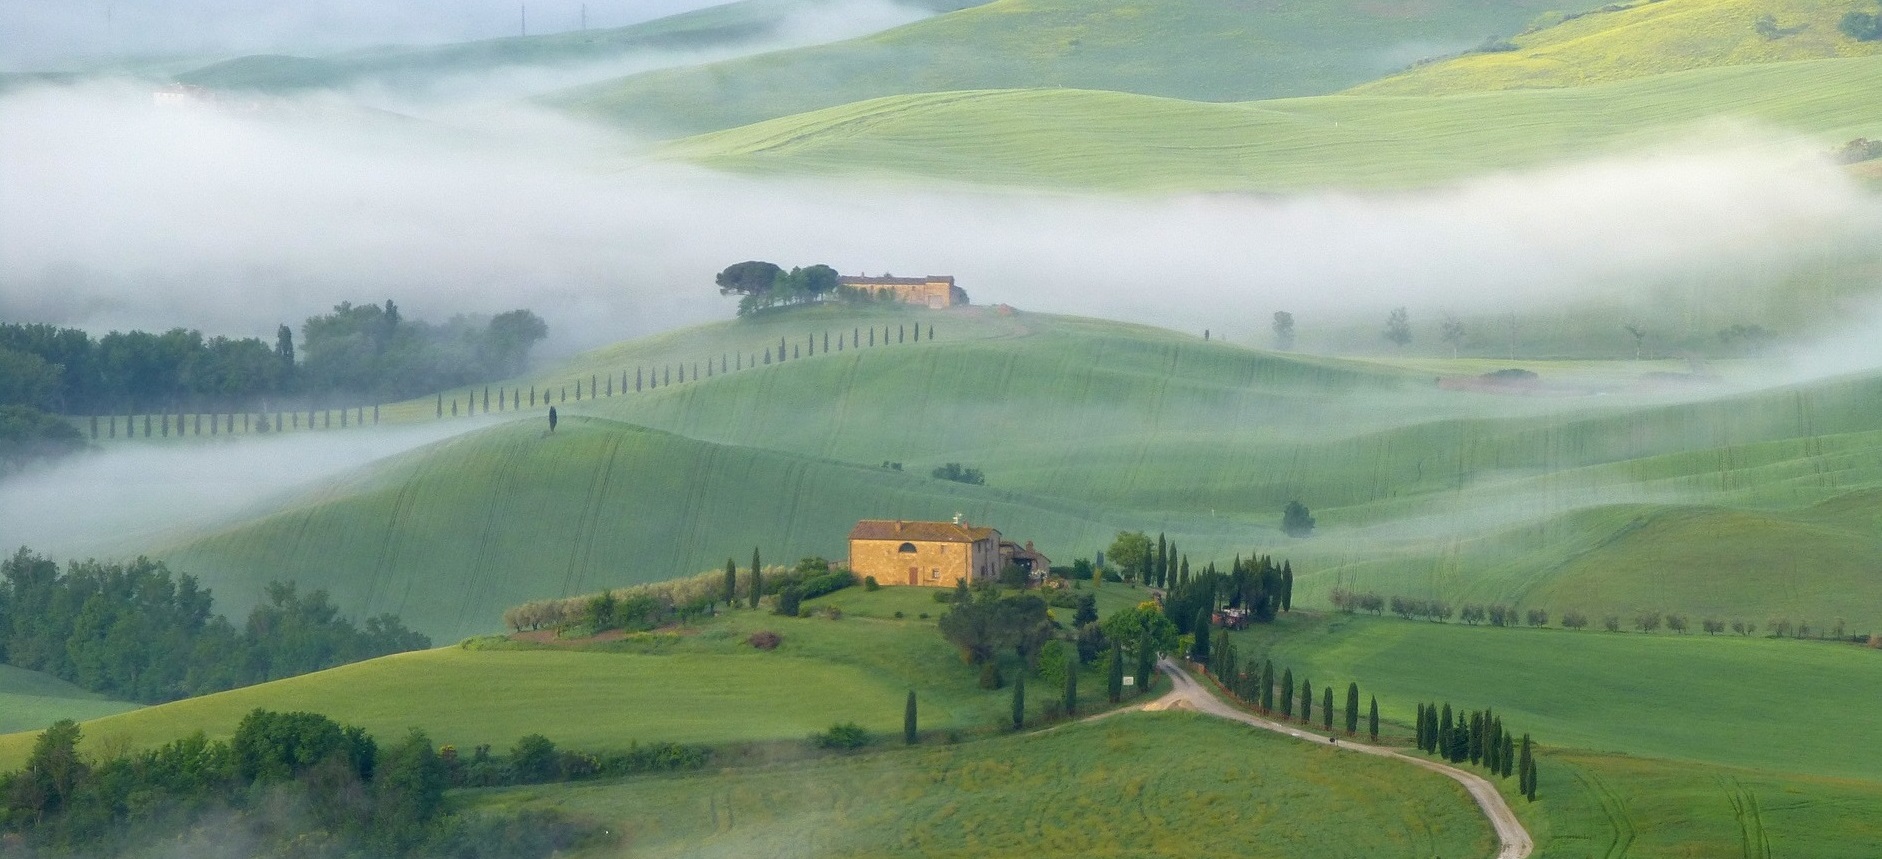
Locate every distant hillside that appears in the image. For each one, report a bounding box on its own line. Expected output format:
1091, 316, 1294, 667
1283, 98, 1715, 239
1351, 0, 1882, 96
175, 0, 985, 94
551, 0, 1605, 136
0, 664, 140, 735
662, 55, 1882, 190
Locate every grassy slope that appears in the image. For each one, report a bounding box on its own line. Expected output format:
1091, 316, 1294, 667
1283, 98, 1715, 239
553, 0, 1596, 135
174, 0, 986, 93
0, 585, 1146, 770
1353, 0, 1882, 96
1228, 613, 1882, 780
475, 711, 1493, 859
158, 308, 1882, 636
0, 665, 141, 735
663, 55, 1882, 190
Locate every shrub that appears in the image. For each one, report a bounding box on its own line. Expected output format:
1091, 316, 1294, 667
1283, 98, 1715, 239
776, 586, 804, 616
978, 661, 1004, 689
918, 613, 929, 620
1840, 11, 1882, 41
818, 605, 843, 620
864, 576, 880, 591
893, 610, 905, 618
931, 462, 986, 484
746, 631, 782, 650
813, 722, 870, 750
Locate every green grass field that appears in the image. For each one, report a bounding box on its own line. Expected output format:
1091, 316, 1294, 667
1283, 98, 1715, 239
1227, 613, 1882, 780
145, 307, 1882, 639
553, 0, 1602, 135
662, 54, 1882, 190
0, 665, 141, 735
473, 711, 1493, 859
1352, 0, 1882, 96
0, 585, 1145, 771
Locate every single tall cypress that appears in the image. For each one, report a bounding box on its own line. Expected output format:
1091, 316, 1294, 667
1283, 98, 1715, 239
1469, 711, 1484, 765
1518, 734, 1536, 800
1368, 696, 1379, 742
1417, 703, 1428, 749
1281, 668, 1295, 717
1281, 561, 1293, 611
1259, 661, 1275, 712
1440, 703, 1454, 755
1011, 673, 1026, 730
723, 558, 737, 605
1500, 734, 1516, 778
1301, 679, 1313, 723
1192, 608, 1211, 661
1063, 651, 1079, 716
905, 690, 919, 745
1107, 643, 1124, 703
1345, 683, 1360, 735
1134, 636, 1154, 694
1156, 533, 1168, 587
1322, 687, 1334, 730
748, 548, 762, 609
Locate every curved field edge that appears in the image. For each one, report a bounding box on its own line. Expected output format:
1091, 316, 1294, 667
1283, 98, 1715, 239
470, 711, 1495, 859
0, 664, 142, 735
659, 56, 1882, 191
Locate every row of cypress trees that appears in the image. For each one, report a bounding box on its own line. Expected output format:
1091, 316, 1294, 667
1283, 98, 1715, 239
1209, 646, 1381, 742
1416, 701, 1539, 801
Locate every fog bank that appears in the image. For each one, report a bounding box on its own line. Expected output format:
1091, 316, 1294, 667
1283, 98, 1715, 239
2, 82, 1879, 365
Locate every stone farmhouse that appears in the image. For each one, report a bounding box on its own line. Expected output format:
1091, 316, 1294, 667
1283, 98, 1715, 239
848, 517, 1049, 587
836, 274, 967, 309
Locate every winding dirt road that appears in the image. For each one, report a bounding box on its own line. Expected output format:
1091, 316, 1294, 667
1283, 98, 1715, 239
1149, 659, 1533, 859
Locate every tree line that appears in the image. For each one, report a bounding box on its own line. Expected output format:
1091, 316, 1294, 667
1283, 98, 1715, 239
1416, 702, 1539, 802
715, 261, 964, 316
0, 301, 547, 416
501, 552, 858, 634
0, 709, 686, 857
1330, 588, 1867, 641
1, 548, 429, 704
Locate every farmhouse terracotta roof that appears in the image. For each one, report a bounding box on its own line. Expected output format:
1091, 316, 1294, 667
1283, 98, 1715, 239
850, 519, 998, 543
837, 275, 956, 286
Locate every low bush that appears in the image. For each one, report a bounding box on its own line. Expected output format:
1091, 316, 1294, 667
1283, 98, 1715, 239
813, 722, 870, 750
746, 631, 782, 650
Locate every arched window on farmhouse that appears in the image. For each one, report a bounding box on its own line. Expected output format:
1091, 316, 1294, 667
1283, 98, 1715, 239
898, 542, 918, 553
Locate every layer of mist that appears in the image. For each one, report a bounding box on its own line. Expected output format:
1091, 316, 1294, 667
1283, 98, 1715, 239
5, 82, 1878, 373
2, 0, 731, 70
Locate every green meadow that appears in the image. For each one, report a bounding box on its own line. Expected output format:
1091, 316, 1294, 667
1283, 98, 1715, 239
554, 0, 1601, 135
0, 665, 140, 735
663, 55, 1882, 191
1353, 0, 1882, 96
147, 307, 1882, 641
0, 586, 1146, 771
1227, 613, 1882, 780
473, 711, 1494, 859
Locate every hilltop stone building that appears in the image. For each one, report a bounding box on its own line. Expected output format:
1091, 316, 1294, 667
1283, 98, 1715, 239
849, 518, 1001, 587
837, 274, 966, 309
847, 518, 1050, 587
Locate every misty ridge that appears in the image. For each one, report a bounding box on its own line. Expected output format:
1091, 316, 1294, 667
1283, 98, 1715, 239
4, 81, 1879, 364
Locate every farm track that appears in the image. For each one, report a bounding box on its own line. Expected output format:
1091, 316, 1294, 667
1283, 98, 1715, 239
1152, 659, 1533, 859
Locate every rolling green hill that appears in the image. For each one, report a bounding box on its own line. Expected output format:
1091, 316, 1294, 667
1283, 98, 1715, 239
174, 0, 986, 94
146, 308, 1882, 639
662, 55, 1882, 190
552, 0, 1605, 136
475, 712, 1494, 859
0, 665, 140, 735
1351, 0, 1882, 96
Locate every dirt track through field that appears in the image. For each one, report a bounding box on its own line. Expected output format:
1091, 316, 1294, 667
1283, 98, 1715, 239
1151, 659, 1533, 859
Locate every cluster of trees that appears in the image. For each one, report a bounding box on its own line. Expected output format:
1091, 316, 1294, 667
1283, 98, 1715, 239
1841, 0, 1882, 40
502, 553, 861, 634
0, 405, 85, 473
1417, 702, 1538, 801
0, 549, 429, 703
0, 303, 547, 416
931, 462, 985, 485
1205, 647, 1378, 740
0, 711, 630, 857
1333, 588, 1863, 641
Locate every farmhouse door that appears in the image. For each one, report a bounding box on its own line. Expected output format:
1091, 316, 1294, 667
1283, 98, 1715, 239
909, 567, 919, 586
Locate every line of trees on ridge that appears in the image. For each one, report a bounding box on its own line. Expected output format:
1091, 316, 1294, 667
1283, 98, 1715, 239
1329, 588, 1869, 642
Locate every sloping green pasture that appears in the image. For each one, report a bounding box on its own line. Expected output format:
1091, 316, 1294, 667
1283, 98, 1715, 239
0, 665, 140, 735
664, 56, 1882, 190
472, 711, 1493, 859
1353, 0, 1882, 96
554, 0, 1600, 135
0, 586, 1132, 771
1228, 613, 1882, 780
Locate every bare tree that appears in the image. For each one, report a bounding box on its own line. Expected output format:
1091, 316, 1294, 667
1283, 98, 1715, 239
1623, 324, 1647, 360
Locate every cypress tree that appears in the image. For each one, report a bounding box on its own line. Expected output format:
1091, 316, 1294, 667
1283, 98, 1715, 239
1063, 651, 1079, 716
1281, 668, 1295, 717
928, 324, 934, 340
1440, 704, 1454, 754
1281, 561, 1293, 611
1322, 687, 1334, 730
1368, 696, 1379, 742
1500, 734, 1516, 778
1519, 734, 1536, 800
1156, 533, 1168, 588
748, 548, 762, 609
435, 393, 442, 418
1259, 661, 1275, 712
1134, 636, 1154, 694
1012, 673, 1025, 730
1469, 711, 1484, 764
1345, 683, 1360, 735
1301, 679, 1312, 724
905, 690, 919, 744
1191, 608, 1211, 661
723, 558, 737, 605
1417, 703, 1427, 749
1108, 642, 1124, 703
